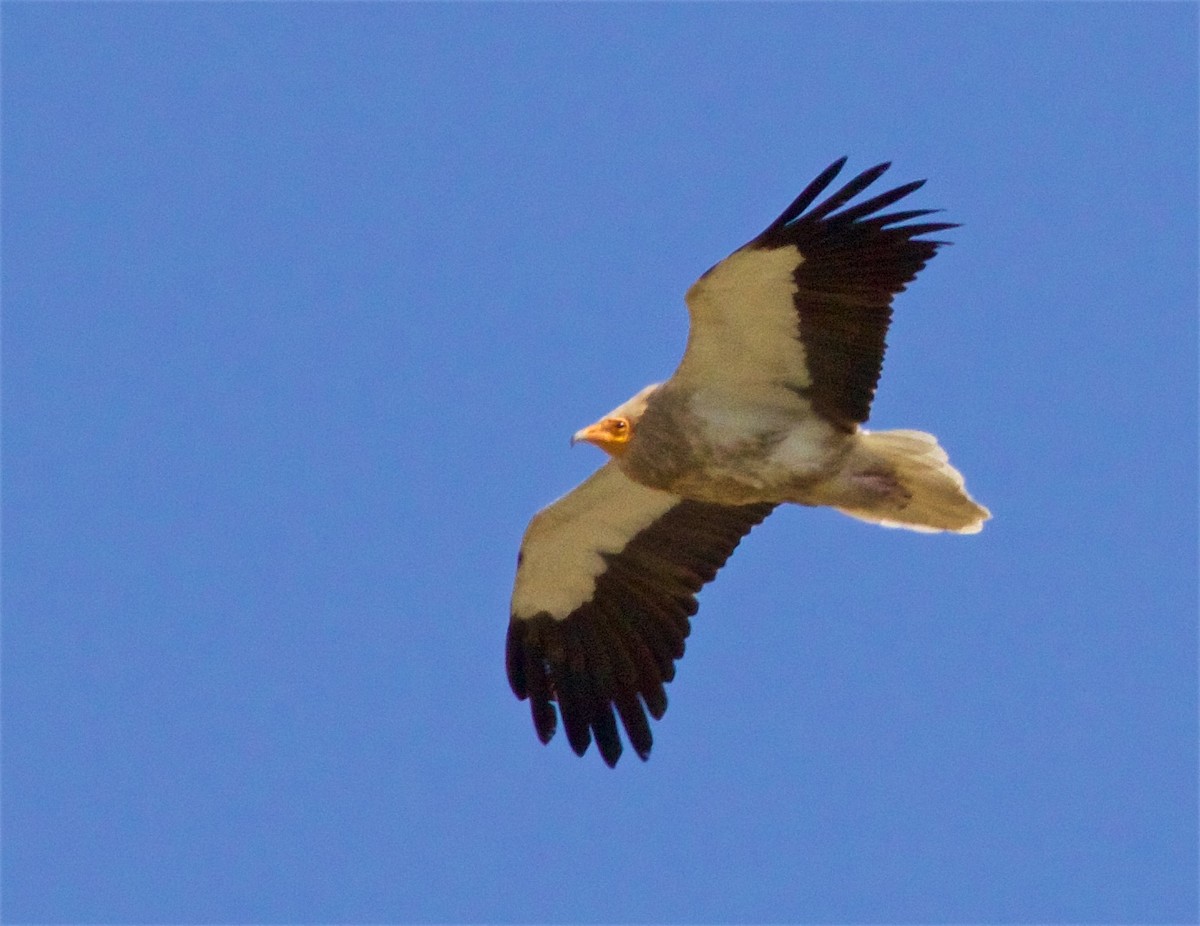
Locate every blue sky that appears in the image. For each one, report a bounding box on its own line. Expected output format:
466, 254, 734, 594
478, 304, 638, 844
4, 4, 1196, 923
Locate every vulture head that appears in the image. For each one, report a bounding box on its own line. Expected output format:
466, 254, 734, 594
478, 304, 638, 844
571, 382, 662, 457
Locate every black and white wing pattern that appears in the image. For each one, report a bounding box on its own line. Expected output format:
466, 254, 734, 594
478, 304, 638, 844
676, 158, 957, 431
508, 462, 773, 766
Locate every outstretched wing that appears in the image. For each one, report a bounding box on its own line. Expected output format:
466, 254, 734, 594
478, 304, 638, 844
508, 462, 774, 766
675, 158, 957, 431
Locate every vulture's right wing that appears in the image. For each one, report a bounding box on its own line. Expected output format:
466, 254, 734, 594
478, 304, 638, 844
508, 461, 774, 766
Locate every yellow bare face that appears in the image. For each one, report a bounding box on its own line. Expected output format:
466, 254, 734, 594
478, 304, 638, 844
571, 416, 634, 457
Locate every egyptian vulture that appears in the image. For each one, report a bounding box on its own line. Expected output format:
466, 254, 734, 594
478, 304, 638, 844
508, 158, 989, 766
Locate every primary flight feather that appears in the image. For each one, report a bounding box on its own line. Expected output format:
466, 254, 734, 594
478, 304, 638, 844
508, 158, 990, 767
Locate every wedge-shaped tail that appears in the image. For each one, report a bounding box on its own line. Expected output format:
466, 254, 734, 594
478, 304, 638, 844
835, 429, 990, 534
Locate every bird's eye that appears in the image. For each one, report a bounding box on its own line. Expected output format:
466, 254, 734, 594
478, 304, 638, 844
609, 419, 628, 432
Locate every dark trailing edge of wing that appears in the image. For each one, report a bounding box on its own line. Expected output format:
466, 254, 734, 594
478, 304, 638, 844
506, 500, 775, 767
753, 159, 959, 429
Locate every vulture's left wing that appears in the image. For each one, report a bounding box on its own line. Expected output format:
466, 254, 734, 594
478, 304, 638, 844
675, 159, 957, 431
508, 462, 774, 766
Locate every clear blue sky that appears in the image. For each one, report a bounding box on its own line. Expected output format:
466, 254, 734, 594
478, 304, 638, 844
4, 4, 1196, 922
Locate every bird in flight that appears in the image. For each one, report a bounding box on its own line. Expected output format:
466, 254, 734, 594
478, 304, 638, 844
507, 158, 990, 766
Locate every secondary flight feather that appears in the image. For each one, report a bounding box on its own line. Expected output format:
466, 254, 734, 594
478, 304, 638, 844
508, 158, 990, 766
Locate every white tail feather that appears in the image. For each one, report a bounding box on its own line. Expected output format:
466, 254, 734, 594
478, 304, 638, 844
834, 429, 990, 534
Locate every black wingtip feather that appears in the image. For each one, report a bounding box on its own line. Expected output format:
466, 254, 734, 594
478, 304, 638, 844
766, 156, 848, 231
868, 208, 941, 229
592, 705, 623, 767
896, 221, 959, 237
833, 179, 926, 225
803, 162, 892, 224
613, 690, 654, 760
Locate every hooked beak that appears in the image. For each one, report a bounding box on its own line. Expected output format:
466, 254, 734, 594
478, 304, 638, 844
569, 419, 631, 458
571, 422, 606, 448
